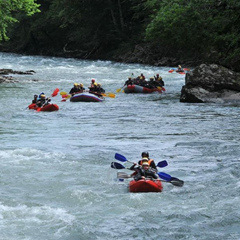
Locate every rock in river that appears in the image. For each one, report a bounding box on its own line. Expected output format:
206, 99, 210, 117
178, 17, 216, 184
180, 64, 240, 103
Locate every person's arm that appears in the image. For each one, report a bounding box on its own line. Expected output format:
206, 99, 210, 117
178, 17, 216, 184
152, 172, 159, 179
149, 160, 158, 172
129, 163, 137, 170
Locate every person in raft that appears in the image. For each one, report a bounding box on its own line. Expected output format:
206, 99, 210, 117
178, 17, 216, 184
88, 79, 96, 91
96, 83, 105, 93
176, 65, 184, 72
154, 74, 165, 87
79, 83, 85, 92
138, 152, 157, 171
32, 94, 38, 103
130, 161, 159, 181
69, 83, 80, 95
36, 94, 50, 107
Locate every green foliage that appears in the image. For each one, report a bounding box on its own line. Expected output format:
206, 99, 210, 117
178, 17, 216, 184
144, 0, 240, 62
0, 0, 40, 41
1, 0, 240, 70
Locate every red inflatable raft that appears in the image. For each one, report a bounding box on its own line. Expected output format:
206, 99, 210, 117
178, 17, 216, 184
129, 179, 163, 193
28, 103, 59, 112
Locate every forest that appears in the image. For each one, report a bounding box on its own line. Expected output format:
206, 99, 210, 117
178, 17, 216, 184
0, 0, 240, 71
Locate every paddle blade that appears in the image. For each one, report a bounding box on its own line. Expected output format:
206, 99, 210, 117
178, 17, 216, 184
107, 93, 116, 98
157, 160, 168, 168
117, 172, 131, 179
170, 177, 184, 187
111, 162, 125, 169
116, 88, 121, 93
62, 94, 71, 99
52, 88, 59, 97
115, 153, 128, 162
60, 91, 68, 96
102, 93, 115, 98
158, 172, 172, 181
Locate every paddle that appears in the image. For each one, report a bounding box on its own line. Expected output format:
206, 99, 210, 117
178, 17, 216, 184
116, 87, 124, 93
157, 86, 162, 92
102, 92, 116, 98
60, 91, 68, 96
157, 172, 184, 187
157, 86, 166, 92
114, 153, 168, 168
116, 172, 184, 187
111, 160, 167, 171
62, 94, 71, 99
60, 92, 71, 102
111, 162, 126, 169
60, 92, 71, 98
51, 88, 59, 97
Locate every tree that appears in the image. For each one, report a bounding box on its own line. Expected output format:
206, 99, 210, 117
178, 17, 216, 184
0, 0, 40, 41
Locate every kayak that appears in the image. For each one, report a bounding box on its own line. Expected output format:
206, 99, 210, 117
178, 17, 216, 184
70, 92, 104, 102
129, 179, 163, 193
28, 103, 59, 112
123, 85, 162, 94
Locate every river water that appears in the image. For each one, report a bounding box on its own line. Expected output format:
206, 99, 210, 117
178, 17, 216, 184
0, 52, 240, 240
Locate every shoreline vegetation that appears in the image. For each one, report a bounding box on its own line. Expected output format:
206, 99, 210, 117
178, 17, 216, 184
0, 1, 239, 72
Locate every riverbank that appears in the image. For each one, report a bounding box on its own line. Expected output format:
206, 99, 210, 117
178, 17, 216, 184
0, 42, 199, 70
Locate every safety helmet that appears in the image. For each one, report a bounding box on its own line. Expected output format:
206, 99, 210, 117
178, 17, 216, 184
141, 152, 149, 157
142, 162, 149, 166
178, 65, 182, 68
40, 94, 45, 98
94, 82, 97, 86
74, 83, 78, 86
80, 83, 83, 87
142, 157, 149, 161
92, 79, 95, 82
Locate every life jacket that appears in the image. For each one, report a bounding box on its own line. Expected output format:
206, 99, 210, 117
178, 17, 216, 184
139, 159, 154, 166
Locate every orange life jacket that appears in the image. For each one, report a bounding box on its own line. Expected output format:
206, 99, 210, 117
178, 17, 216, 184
139, 159, 153, 166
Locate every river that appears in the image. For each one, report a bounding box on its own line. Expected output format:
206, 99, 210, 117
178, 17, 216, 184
0, 52, 240, 240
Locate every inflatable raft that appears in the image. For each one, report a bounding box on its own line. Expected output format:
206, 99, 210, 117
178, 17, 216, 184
129, 179, 163, 193
70, 92, 104, 102
123, 85, 162, 94
28, 103, 59, 112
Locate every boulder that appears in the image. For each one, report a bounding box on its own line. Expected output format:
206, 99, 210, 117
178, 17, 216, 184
180, 64, 240, 103
0, 68, 36, 83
